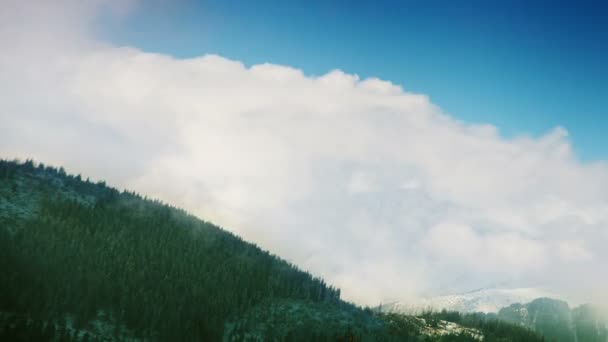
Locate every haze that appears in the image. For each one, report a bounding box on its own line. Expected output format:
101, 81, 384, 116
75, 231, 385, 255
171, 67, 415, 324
1, 0, 607, 309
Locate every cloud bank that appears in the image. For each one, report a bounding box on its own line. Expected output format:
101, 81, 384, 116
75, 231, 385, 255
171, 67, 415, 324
1, 0, 607, 307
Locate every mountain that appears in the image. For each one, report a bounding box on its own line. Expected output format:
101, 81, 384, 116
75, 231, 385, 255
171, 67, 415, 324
498, 298, 608, 342
380, 285, 608, 342
573, 304, 608, 342
379, 287, 551, 314
0, 159, 546, 341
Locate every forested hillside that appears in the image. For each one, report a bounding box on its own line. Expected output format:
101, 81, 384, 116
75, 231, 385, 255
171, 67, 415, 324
0, 159, 545, 341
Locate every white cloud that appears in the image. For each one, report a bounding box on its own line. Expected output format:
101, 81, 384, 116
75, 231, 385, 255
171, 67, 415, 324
1, 0, 607, 307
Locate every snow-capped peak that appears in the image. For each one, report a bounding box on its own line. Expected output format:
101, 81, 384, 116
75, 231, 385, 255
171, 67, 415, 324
380, 287, 553, 314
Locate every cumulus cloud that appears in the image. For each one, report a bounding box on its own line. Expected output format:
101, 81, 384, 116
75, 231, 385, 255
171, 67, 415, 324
1, 0, 607, 307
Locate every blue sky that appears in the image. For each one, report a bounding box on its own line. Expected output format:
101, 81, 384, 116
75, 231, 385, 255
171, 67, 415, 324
102, 0, 607, 160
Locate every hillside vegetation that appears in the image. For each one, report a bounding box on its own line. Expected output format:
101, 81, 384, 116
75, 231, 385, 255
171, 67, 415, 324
0, 159, 545, 341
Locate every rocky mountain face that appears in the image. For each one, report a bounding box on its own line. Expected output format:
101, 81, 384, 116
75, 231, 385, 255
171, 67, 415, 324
498, 298, 608, 342
379, 287, 608, 342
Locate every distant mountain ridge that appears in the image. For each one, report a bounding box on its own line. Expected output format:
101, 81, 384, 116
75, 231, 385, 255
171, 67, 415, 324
379, 287, 552, 314
379, 287, 608, 342
498, 298, 608, 342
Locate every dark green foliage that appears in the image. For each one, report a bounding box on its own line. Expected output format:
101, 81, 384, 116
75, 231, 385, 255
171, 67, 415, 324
379, 313, 431, 340
418, 310, 544, 342
0, 159, 549, 341
0, 160, 340, 340
224, 299, 385, 341
0, 312, 106, 342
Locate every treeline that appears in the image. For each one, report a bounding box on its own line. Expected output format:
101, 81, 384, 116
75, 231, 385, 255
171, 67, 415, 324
0, 312, 103, 342
0, 160, 340, 340
0, 159, 547, 341
418, 310, 545, 342
0, 159, 114, 199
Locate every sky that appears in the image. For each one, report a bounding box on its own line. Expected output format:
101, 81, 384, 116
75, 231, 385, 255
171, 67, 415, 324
1, 0, 608, 308
100, 0, 608, 160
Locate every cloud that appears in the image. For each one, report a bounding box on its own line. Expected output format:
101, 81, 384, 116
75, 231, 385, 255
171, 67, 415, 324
1, 1, 607, 307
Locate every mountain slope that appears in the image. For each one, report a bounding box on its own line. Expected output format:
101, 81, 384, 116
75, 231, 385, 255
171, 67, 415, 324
498, 298, 608, 342
0, 160, 346, 341
0, 159, 546, 341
